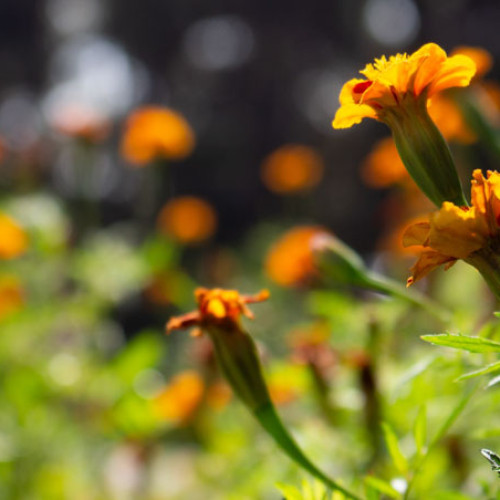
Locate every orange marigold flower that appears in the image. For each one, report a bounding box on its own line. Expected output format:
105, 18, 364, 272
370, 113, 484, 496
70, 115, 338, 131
157, 196, 217, 245
121, 106, 195, 165
166, 287, 269, 336
153, 371, 204, 424
404, 169, 500, 286
0, 213, 28, 259
0, 275, 24, 320
332, 43, 476, 129
51, 104, 110, 142
261, 144, 324, 194
265, 226, 330, 287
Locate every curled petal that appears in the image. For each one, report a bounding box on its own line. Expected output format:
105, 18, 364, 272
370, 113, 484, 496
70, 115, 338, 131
166, 311, 201, 333
407, 250, 456, 286
427, 54, 477, 96
332, 103, 378, 129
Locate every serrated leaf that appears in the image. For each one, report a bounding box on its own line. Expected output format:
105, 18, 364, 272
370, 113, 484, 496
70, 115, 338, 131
381, 423, 408, 474
420, 334, 500, 353
364, 476, 401, 499
414, 405, 427, 456
455, 360, 500, 381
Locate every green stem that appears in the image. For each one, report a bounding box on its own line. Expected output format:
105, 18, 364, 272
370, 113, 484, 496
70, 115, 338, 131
384, 96, 468, 207
466, 238, 500, 301
254, 403, 361, 499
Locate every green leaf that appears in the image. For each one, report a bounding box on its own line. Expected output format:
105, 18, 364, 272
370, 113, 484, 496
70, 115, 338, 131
420, 334, 500, 353
276, 483, 303, 500
364, 477, 401, 499
413, 405, 427, 456
455, 360, 500, 381
381, 422, 408, 475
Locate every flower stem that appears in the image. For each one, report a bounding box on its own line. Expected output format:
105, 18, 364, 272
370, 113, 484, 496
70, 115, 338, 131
254, 402, 361, 499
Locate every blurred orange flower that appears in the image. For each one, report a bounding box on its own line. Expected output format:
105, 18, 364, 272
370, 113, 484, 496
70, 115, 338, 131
0, 275, 24, 320
261, 144, 324, 194
0, 213, 28, 259
51, 104, 110, 142
362, 137, 408, 188
153, 371, 204, 424
265, 226, 330, 287
157, 196, 217, 245
121, 106, 195, 165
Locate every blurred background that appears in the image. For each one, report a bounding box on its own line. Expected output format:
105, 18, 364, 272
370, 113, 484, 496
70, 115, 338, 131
1, 1, 500, 498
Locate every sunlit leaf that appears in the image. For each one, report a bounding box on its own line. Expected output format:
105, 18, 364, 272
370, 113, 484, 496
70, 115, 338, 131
381, 423, 408, 475
455, 360, 500, 381
364, 476, 401, 499
420, 334, 500, 353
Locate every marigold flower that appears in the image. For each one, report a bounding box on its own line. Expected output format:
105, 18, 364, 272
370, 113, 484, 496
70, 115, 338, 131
121, 106, 195, 165
167, 287, 269, 336
0, 213, 28, 259
0, 275, 24, 320
265, 226, 330, 287
404, 169, 500, 287
261, 144, 324, 194
333, 43, 476, 207
153, 370, 204, 424
157, 196, 217, 245
332, 43, 476, 129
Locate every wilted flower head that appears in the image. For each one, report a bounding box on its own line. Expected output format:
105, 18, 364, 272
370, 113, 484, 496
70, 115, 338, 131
157, 196, 217, 245
404, 169, 500, 285
167, 287, 269, 336
332, 43, 476, 129
0, 213, 28, 259
261, 144, 324, 194
265, 226, 331, 287
121, 106, 195, 165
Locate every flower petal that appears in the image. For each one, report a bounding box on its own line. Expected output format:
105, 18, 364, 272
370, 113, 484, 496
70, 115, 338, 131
407, 250, 456, 286
427, 54, 476, 96
402, 221, 431, 247
332, 103, 378, 129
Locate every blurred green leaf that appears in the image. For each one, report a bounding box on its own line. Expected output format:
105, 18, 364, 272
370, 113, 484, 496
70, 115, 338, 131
381, 423, 408, 475
413, 405, 427, 457
421, 334, 500, 353
363, 476, 401, 499
455, 360, 500, 381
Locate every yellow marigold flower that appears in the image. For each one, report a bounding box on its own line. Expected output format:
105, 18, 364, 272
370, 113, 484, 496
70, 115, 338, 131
333, 43, 476, 207
0, 275, 24, 321
157, 196, 217, 245
153, 371, 204, 424
0, 213, 28, 259
404, 169, 500, 286
261, 144, 324, 194
265, 226, 331, 287
121, 106, 195, 165
332, 43, 476, 129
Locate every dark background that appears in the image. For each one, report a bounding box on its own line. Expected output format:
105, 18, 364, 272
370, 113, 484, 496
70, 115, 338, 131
1, 0, 499, 252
